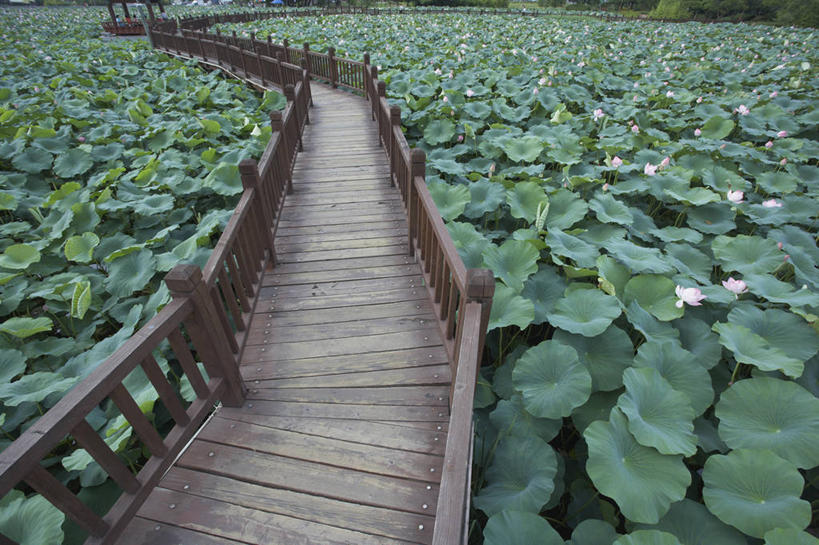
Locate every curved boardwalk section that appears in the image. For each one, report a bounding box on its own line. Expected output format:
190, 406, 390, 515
118, 84, 448, 544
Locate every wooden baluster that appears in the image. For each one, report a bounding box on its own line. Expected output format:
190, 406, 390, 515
284, 84, 303, 152
301, 61, 313, 110
26, 466, 109, 537
167, 327, 209, 399
408, 149, 424, 257
363, 53, 371, 99
376, 81, 386, 146
240, 159, 277, 264
389, 106, 401, 185
71, 419, 140, 494
465, 268, 495, 361
274, 51, 284, 87
270, 111, 292, 193
109, 384, 168, 457
165, 265, 246, 407
283, 38, 290, 63
140, 355, 189, 425
370, 66, 378, 120
225, 254, 249, 313
302, 42, 311, 75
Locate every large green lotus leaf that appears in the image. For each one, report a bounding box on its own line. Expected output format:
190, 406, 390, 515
130, 194, 176, 217
0, 243, 41, 270
617, 367, 697, 456
427, 181, 470, 221
584, 408, 691, 524
92, 143, 125, 162
502, 135, 544, 163
489, 396, 561, 442
607, 239, 674, 274
483, 510, 563, 545
104, 249, 157, 299
663, 186, 721, 206
727, 305, 819, 363
483, 240, 539, 293
203, 162, 243, 196
547, 289, 621, 337
464, 178, 505, 218
0, 372, 78, 406
635, 498, 746, 545
64, 232, 100, 263
712, 322, 804, 378
674, 316, 722, 370
473, 434, 557, 516
686, 203, 735, 235
699, 116, 735, 139
597, 255, 631, 300
590, 193, 633, 225
423, 118, 455, 145
633, 340, 714, 417
53, 149, 93, 178
715, 378, 819, 469
702, 449, 811, 538
11, 147, 52, 174
0, 349, 25, 383
568, 519, 620, 545
513, 340, 591, 419
553, 325, 633, 392
743, 274, 819, 308
764, 528, 819, 545
756, 171, 799, 194
0, 317, 53, 339
507, 181, 548, 222
572, 389, 622, 433
463, 101, 492, 119
711, 235, 783, 275
521, 265, 566, 325
544, 189, 589, 230
447, 221, 490, 269
614, 531, 682, 545
0, 491, 64, 545
545, 229, 599, 269
488, 284, 535, 331
623, 275, 683, 322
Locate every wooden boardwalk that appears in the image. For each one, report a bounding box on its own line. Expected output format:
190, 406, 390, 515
118, 84, 450, 545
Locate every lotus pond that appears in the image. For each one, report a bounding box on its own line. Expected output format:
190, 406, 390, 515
0, 7, 286, 542
218, 12, 819, 544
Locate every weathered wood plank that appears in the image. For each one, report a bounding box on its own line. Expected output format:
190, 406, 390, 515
176, 441, 441, 513
247, 301, 432, 329
276, 244, 409, 264
197, 418, 444, 481
250, 364, 452, 389
246, 315, 434, 345
159, 468, 435, 544
252, 288, 428, 313
119, 516, 243, 545
228, 399, 449, 422
261, 274, 422, 297
247, 385, 450, 406
277, 212, 406, 228
262, 264, 418, 287
137, 487, 415, 545
270, 222, 408, 238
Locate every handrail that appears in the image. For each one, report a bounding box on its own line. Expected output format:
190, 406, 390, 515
0, 27, 313, 545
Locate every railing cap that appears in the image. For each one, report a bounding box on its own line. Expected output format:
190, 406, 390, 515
466, 269, 495, 301
165, 264, 203, 295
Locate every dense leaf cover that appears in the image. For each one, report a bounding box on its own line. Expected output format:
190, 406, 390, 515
0, 8, 284, 542
218, 12, 819, 543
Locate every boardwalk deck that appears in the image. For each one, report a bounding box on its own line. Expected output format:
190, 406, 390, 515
117, 84, 449, 545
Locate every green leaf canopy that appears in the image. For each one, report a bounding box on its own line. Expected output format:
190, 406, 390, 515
547, 289, 622, 337
483, 510, 564, 545
513, 340, 591, 419
483, 240, 539, 292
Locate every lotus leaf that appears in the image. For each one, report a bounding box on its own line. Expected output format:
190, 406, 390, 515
513, 340, 591, 419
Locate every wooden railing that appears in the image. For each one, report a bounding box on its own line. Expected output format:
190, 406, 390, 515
0, 41, 311, 545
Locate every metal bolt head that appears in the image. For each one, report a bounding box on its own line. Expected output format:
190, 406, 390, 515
183, 484, 190, 490
169, 504, 176, 509
208, 451, 215, 457
422, 503, 428, 509
418, 524, 424, 531
426, 485, 432, 490
155, 525, 160, 531
430, 467, 435, 472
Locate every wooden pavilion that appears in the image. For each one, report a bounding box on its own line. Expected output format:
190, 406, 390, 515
102, 0, 166, 36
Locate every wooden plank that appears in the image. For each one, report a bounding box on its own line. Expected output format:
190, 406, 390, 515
211, 414, 446, 455
158, 468, 435, 544
251, 365, 452, 389
176, 441, 441, 514
277, 212, 406, 228
119, 516, 243, 545
279, 200, 402, 216
252, 288, 428, 313
247, 315, 434, 345
272, 229, 409, 246
273, 222, 407, 238
228, 399, 449, 422
137, 487, 415, 545
244, 328, 442, 362
240, 346, 449, 380
248, 300, 432, 329
248, 385, 450, 406
276, 244, 408, 264
285, 191, 399, 205
196, 418, 444, 481
263, 263, 417, 286
261, 274, 423, 297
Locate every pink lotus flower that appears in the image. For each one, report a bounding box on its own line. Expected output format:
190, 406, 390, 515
762, 199, 783, 208
466, 89, 475, 97
644, 163, 658, 176
489, 163, 495, 174
659, 156, 671, 169
776, 130, 787, 138
737, 104, 750, 115
675, 285, 706, 308
780, 158, 787, 166
593, 108, 604, 121
434, 68, 442, 75
694, 128, 702, 137
765, 141, 773, 148
696, 96, 703, 103
631, 125, 640, 134
442, 96, 448, 103
77, 136, 85, 143
538, 77, 547, 86
457, 135, 464, 143
666, 91, 674, 98
726, 189, 744, 203
770, 91, 778, 98
532, 88, 539, 95
612, 156, 623, 168
722, 277, 748, 296
603, 183, 610, 191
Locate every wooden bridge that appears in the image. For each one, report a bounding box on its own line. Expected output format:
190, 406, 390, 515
0, 11, 493, 545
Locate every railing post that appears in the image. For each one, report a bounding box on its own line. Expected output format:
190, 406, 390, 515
328, 46, 338, 88
284, 84, 303, 153
302, 63, 313, 109
376, 80, 386, 146
164, 265, 246, 407
239, 159, 277, 266
408, 148, 425, 257
370, 65, 379, 120
465, 268, 495, 360
283, 38, 290, 63
270, 111, 292, 194
363, 52, 371, 99
389, 105, 401, 184
274, 51, 284, 87
302, 42, 311, 74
